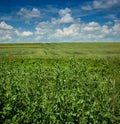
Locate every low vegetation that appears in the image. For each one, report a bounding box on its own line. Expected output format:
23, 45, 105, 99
0, 43, 120, 123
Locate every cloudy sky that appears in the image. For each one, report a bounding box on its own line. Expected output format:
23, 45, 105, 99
0, 0, 120, 43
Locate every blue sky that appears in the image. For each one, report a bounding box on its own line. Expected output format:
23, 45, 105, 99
0, 0, 120, 43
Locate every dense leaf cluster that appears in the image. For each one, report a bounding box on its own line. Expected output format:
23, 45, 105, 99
0, 57, 120, 123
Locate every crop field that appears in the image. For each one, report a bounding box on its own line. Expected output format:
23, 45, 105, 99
0, 42, 120, 58
0, 43, 120, 123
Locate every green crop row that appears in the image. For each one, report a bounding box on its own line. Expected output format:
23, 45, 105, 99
0, 57, 120, 123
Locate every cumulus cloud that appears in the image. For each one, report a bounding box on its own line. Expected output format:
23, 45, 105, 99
18, 8, 41, 19
34, 8, 75, 41
15, 30, 33, 37
0, 33, 12, 40
0, 21, 34, 42
55, 24, 80, 37
35, 21, 54, 40
101, 25, 112, 34
0, 21, 14, 41
54, 21, 105, 41
0, 7, 120, 42
21, 31, 33, 37
83, 22, 101, 31
52, 8, 74, 24
59, 8, 71, 16
35, 21, 52, 35
112, 20, 120, 34
0, 21, 13, 30
33, 8, 120, 42
59, 13, 74, 24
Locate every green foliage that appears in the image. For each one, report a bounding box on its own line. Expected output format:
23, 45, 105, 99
0, 57, 120, 123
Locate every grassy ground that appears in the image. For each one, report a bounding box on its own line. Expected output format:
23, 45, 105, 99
0, 42, 120, 58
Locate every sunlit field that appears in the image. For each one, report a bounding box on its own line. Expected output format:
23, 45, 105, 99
0, 42, 120, 58
0, 43, 120, 123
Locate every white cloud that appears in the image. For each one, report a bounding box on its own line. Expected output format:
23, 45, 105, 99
55, 24, 80, 37
34, 8, 120, 42
101, 25, 112, 34
0, 21, 13, 30
81, 0, 120, 11
88, 22, 100, 27
112, 20, 120, 34
59, 13, 74, 24
59, 8, 71, 16
1, 7, 120, 42
93, 0, 118, 9
35, 36, 43, 40
18, 8, 41, 19
52, 8, 74, 24
105, 21, 113, 25
0, 21, 34, 42
83, 22, 100, 31
35, 21, 52, 35
59, 8, 74, 24
53, 20, 106, 41
15, 30, 33, 37
81, 5, 92, 10
21, 31, 33, 37
35, 21, 54, 41
0, 33, 12, 40
0, 21, 14, 41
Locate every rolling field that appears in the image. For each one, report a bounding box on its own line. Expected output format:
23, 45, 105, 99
0, 43, 120, 123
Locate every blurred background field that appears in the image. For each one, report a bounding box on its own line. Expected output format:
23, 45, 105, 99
0, 42, 120, 58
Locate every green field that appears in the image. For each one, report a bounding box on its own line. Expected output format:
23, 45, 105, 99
0, 42, 120, 58
0, 43, 120, 123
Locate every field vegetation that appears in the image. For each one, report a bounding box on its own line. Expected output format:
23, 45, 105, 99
0, 43, 120, 123
0, 42, 120, 58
